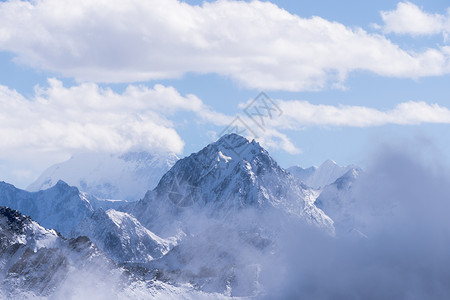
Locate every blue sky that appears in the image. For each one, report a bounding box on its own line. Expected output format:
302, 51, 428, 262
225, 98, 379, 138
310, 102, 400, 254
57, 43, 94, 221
1, 0, 450, 188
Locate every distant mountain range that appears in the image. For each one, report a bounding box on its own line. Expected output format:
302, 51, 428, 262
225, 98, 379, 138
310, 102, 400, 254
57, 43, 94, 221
0, 134, 362, 298
0, 180, 126, 236
287, 159, 358, 189
27, 151, 178, 201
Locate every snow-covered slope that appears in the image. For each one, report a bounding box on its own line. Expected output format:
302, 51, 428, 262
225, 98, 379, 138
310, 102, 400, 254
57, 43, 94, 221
1, 180, 176, 266
129, 134, 334, 236
288, 159, 358, 189
0, 207, 117, 298
0, 181, 126, 236
27, 151, 178, 201
73, 208, 175, 264
0, 207, 240, 299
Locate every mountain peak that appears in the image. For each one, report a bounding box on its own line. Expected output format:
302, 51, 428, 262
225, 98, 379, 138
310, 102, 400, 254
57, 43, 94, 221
130, 133, 334, 237
215, 133, 252, 149
55, 179, 70, 188
209, 134, 267, 163
320, 159, 337, 168
149, 133, 278, 210
50, 179, 80, 195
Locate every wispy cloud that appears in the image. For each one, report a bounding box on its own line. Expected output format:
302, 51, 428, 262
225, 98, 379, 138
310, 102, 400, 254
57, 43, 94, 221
271, 100, 450, 128
1, 0, 450, 91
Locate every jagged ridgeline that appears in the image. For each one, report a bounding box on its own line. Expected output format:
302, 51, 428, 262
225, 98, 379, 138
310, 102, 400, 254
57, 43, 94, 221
0, 134, 353, 298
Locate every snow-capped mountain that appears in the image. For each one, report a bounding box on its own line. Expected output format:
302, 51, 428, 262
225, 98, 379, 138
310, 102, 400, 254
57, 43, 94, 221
288, 159, 358, 189
27, 151, 178, 201
123, 134, 334, 296
72, 208, 176, 264
2, 133, 447, 299
130, 134, 334, 236
315, 167, 362, 236
0, 180, 126, 236
2, 179, 176, 266
0, 134, 359, 298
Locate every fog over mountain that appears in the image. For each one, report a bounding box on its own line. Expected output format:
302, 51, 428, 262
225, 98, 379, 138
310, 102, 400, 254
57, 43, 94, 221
288, 159, 358, 189
0, 135, 449, 299
2, 0, 450, 298
262, 140, 450, 299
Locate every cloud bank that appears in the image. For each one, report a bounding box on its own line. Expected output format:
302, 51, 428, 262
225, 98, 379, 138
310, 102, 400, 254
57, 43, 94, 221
1, 79, 449, 162
262, 139, 450, 299
1, 0, 450, 90
0, 79, 191, 156
0, 80, 302, 161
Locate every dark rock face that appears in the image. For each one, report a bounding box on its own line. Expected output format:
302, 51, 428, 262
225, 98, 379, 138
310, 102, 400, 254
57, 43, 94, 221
0, 206, 32, 236
4, 247, 68, 296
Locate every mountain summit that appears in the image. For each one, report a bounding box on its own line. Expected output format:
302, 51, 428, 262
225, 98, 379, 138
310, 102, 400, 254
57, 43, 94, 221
155, 133, 284, 208
125, 134, 334, 295
130, 134, 333, 234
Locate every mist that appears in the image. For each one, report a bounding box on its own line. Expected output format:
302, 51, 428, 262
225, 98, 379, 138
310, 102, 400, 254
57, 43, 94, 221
4, 137, 450, 299
261, 139, 450, 299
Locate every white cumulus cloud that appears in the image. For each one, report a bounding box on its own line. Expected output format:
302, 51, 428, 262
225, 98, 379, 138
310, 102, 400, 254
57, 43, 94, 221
0, 79, 192, 157
0, 79, 301, 177
1, 0, 450, 90
380, 1, 449, 36
1, 79, 448, 159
